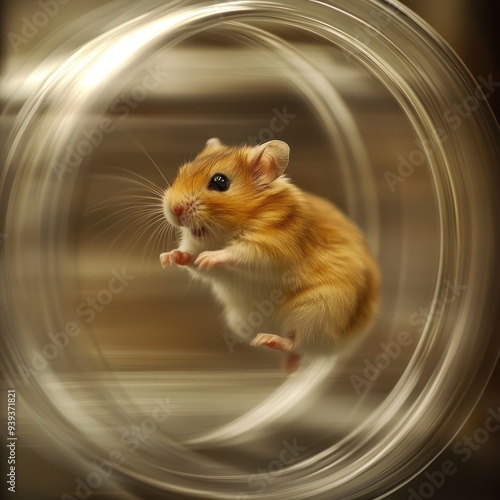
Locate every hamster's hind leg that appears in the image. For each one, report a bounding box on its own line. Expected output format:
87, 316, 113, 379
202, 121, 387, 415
282, 352, 302, 373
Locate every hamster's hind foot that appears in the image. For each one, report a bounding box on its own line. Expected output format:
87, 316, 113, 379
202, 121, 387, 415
251, 333, 301, 373
250, 333, 295, 353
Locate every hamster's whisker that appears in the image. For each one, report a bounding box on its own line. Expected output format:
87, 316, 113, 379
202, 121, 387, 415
86, 186, 163, 200
127, 134, 171, 188
163, 221, 175, 248
88, 210, 156, 237
84, 161, 172, 263
139, 218, 171, 269
93, 168, 163, 194
90, 210, 162, 246
103, 212, 165, 259
93, 202, 163, 214
85, 195, 162, 214
118, 172, 165, 197
100, 165, 166, 197
86, 205, 162, 232
150, 220, 171, 264
120, 214, 166, 260
114, 177, 165, 198
95, 191, 162, 202
91, 203, 162, 234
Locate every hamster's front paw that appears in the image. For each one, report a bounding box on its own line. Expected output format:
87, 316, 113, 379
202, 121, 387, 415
194, 249, 234, 270
160, 250, 193, 269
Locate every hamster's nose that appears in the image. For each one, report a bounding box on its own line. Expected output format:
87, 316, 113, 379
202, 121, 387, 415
171, 203, 184, 217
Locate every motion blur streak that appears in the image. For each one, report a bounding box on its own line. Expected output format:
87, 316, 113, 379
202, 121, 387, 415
0, 0, 499, 499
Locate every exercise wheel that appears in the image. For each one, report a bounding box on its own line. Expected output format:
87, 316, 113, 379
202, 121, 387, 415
1, 1, 498, 499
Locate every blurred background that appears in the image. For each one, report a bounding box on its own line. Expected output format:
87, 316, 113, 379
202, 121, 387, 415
394, 2, 500, 499
1, 0, 499, 499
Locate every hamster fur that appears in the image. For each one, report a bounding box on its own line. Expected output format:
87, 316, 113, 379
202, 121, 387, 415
160, 138, 379, 372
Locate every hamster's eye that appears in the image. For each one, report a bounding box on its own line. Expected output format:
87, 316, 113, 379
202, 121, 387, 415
208, 173, 230, 192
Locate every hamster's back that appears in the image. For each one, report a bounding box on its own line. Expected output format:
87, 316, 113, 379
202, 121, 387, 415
279, 190, 380, 352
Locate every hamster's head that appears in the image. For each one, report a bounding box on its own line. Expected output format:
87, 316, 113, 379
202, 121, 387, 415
163, 138, 290, 238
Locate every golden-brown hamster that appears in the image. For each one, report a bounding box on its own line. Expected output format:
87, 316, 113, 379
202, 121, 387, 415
160, 138, 379, 372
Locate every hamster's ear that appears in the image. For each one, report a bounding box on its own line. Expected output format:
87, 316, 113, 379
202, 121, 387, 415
249, 140, 290, 184
204, 137, 223, 150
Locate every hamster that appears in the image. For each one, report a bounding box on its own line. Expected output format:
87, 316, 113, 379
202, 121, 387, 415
160, 138, 379, 372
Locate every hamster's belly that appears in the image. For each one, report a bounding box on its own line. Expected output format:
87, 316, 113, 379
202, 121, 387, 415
193, 267, 285, 337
